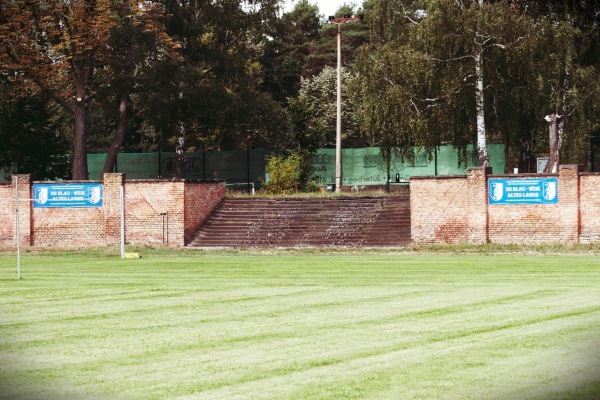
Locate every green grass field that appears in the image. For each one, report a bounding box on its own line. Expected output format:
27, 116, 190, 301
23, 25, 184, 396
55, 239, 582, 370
1, 249, 600, 400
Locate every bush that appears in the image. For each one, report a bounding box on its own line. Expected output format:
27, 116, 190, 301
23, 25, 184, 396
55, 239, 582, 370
261, 153, 302, 194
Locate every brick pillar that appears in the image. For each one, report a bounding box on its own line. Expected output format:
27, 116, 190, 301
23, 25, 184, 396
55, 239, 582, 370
467, 167, 491, 244
558, 164, 581, 243
103, 173, 125, 244
12, 175, 32, 247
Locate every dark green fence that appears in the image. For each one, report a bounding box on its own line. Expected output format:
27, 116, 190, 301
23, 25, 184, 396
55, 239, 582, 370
87, 144, 505, 188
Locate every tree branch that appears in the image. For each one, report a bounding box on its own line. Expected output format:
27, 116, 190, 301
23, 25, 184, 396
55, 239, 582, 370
391, 0, 422, 25
431, 54, 475, 63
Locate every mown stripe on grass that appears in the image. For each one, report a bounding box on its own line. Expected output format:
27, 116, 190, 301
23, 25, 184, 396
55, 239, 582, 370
1, 253, 599, 400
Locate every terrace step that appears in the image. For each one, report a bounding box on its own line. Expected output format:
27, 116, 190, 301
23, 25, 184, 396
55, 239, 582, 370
187, 195, 411, 248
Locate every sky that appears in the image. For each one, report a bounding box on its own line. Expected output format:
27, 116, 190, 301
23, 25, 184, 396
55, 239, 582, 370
283, 0, 354, 19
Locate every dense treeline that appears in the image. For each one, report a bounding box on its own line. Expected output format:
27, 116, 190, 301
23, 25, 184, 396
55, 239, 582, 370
0, 0, 598, 181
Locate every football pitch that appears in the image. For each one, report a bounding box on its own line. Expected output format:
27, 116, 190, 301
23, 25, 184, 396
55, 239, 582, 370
1, 250, 599, 399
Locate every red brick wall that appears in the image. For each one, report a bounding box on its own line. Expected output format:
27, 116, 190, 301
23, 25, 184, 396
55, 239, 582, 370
33, 206, 105, 247
580, 173, 600, 242
184, 181, 226, 244
410, 176, 469, 244
0, 174, 225, 249
0, 182, 14, 246
558, 164, 581, 242
488, 166, 579, 244
32, 179, 107, 247
0, 176, 29, 248
3, 167, 599, 248
123, 178, 225, 247
103, 173, 123, 244
488, 194, 563, 244
467, 167, 491, 244
412, 164, 588, 245
124, 180, 185, 246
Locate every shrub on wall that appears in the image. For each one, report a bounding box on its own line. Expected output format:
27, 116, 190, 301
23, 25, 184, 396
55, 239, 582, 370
261, 153, 301, 194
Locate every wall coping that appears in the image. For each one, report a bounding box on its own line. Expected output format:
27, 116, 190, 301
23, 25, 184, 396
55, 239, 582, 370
32, 180, 102, 184
489, 173, 559, 178
27, 178, 226, 184
126, 179, 226, 183
410, 175, 467, 180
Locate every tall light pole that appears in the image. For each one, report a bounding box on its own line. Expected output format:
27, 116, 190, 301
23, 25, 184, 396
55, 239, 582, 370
328, 14, 362, 193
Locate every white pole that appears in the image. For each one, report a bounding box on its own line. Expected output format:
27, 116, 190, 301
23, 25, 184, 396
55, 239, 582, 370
120, 185, 125, 259
335, 23, 342, 193
15, 176, 21, 280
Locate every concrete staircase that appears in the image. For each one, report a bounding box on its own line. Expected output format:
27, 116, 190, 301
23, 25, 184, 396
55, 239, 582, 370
187, 195, 411, 248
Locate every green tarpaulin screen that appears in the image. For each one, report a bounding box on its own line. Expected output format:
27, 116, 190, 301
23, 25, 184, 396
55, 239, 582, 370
87, 145, 505, 187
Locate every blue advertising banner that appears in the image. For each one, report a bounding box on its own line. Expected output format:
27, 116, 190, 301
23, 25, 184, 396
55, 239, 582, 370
33, 183, 103, 208
488, 178, 558, 205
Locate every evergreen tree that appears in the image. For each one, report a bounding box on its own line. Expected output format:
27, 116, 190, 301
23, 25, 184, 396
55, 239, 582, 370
262, 0, 322, 104
0, 86, 70, 180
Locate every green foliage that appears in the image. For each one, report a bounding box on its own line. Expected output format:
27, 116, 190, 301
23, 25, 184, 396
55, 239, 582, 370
351, 44, 439, 162
1, 0, 599, 178
261, 150, 318, 194
527, 17, 600, 166
356, 0, 600, 171
261, 152, 302, 194
0, 0, 169, 179
355, 0, 534, 167
138, 0, 290, 154
290, 66, 367, 153
304, 9, 370, 79
296, 148, 320, 192
261, 0, 322, 104
0, 89, 70, 180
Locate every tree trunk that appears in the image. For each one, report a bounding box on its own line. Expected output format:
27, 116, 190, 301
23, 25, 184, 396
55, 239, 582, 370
103, 33, 135, 175
72, 103, 89, 180
518, 139, 534, 173
544, 113, 562, 173
102, 94, 128, 174
70, 55, 94, 180
475, 47, 490, 167
173, 122, 186, 180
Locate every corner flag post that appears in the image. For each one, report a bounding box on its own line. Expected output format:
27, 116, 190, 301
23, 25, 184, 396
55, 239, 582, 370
120, 185, 125, 259
15, 176, 21, 280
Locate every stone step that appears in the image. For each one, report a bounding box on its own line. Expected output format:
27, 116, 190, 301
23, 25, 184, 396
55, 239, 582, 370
187, 195, 411, 248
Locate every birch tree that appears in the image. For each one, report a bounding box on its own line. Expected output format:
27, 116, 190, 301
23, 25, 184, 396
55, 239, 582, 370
353, 0, 531, 167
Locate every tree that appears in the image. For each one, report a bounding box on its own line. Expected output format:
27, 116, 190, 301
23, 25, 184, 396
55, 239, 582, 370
261, 152, 302, 194
353, 0, 532, 168
0, 0, 175, 179
304, 3, 370, 79
1, 0, 116, 180
289, 66, 364, 150
261, 0, 322, 104
100, 6, 172, 175
140, 0, 286, 179
522, 1, 600, 172
0, 84, 70, 180
352, 43, 440, 168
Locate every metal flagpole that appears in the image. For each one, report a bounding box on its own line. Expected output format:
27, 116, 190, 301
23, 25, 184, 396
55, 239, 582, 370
335, 22, 342, 193
15, 176, 21, 280
329, 14, 363, 193
120, 185, 125, 259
